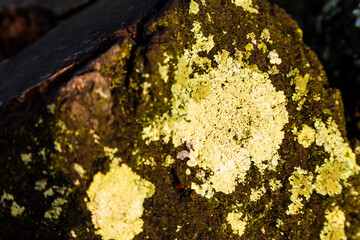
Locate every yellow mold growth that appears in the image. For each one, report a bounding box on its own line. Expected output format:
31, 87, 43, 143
319, 206, 346, 240
86, 162, 155, 240
227, 211, 247, 237
231, 0, 258, 14
143, 23, 288, 195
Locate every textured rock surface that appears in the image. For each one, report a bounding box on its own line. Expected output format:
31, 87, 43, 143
0, 0, 359, 239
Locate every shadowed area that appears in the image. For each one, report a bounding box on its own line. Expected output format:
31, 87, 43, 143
0, 0, 160, 107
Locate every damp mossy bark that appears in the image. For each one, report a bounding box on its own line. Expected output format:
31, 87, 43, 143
0, 0, 360, 239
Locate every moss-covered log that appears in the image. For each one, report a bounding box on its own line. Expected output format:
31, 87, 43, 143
1, 0, 359, 239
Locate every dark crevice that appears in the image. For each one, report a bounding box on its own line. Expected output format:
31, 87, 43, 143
170, 167, 186, 194
128, 0, 174, 46
122, 0, 174, 85
122, 0, 174, 100
124, 44, 138, 89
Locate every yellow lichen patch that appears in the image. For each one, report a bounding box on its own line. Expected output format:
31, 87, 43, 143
158, 63, 169, 83
54, 141, 62, 152
246, 32, 256, 41
296, 28, 303, 39
162, 155, 175, 167
313, 93, 321, 101
319, 206, 346, 240
260, 28, 272, 43
43, 188, 55, 197
267, 49, 282, 65
20, 153, 32, 165
269, 179, 282, 191
189, 0, 200, 14
296, 124, 316, 148
286, 167, 313, 215
191, 21, 215, 54
289, 168, 313, 201
249, 186, 266, 202
143, 23, 288, 195
141, 82, 152, 96
47, 103, 56, 114
34, 179, 47, 191
313, 118, 358, 196
293, 74, 310, 99
172, 51, 287, 194
227, 211, 247, 237
207, 12, 212, 23
355, 145, 360, 155
1, 191, 25, 217
286, 198, 304, 215
73, 163, 86, 178
103, 146, 118, 160
86, 163, 155, 240
245, 43, 254, 52
257, 41, 268, 53
315, 159, 349, 196
191, 182, 214, 199
287, 68, 310, 110
10, 201, 25, 217
231, 0, 258, 14
143, 157, 157, 167
44, 197, 67, 219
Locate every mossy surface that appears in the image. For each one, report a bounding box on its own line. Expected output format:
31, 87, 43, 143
0, 0, 359, 239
